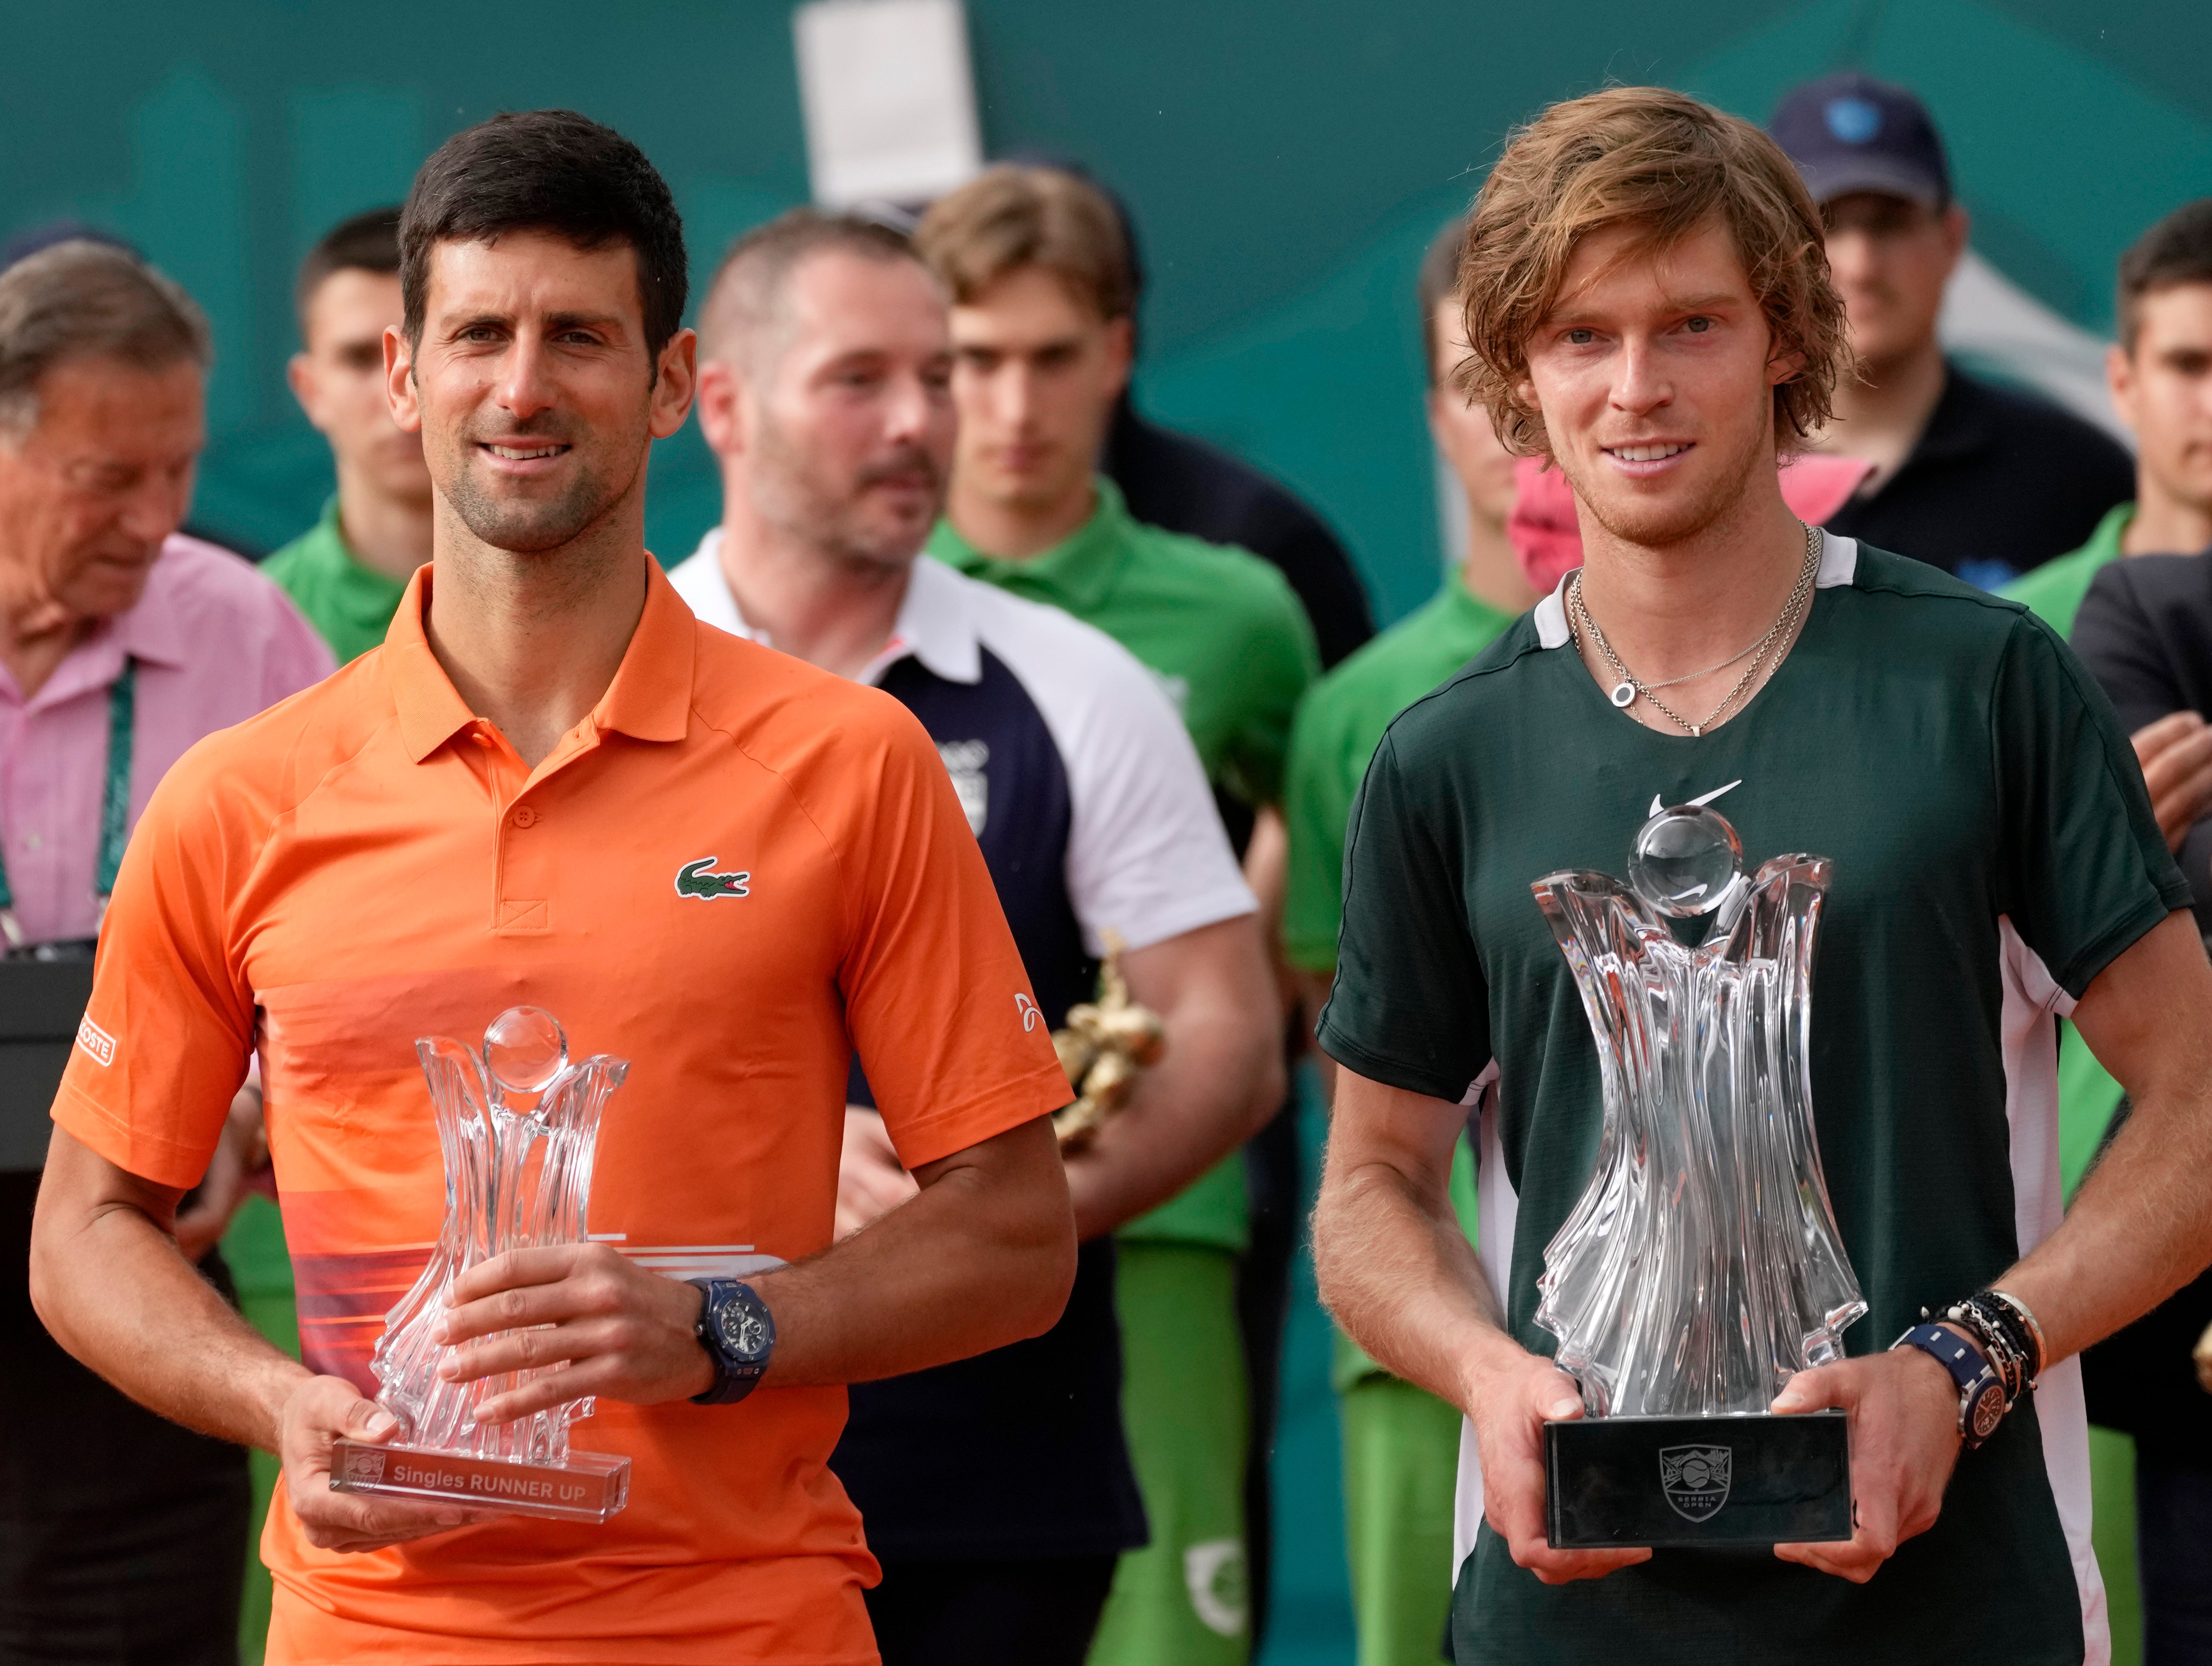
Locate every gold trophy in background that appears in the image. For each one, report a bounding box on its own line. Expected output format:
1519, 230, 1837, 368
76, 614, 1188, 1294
1051, 932, 1166, 1149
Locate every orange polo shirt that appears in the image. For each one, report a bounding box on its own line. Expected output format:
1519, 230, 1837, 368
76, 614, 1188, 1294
53, 556, 1072, 1665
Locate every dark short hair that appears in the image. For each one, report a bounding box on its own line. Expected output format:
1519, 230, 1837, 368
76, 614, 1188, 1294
698, 207, 924, 366
399, 110, 687, 367
916, 165, 1136, 323
295, 206, 401, 336
2118, 199, 2212, 354
0, 241, 210, 437
1417, 218, 1467, 386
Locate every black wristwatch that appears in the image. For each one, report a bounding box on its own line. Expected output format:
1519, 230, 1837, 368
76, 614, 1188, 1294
1894, 1321, 2007, 1447
688, 1279, 775, 1405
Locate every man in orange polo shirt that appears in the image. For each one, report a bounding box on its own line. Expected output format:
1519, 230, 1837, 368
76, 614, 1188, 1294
27, 110, 1078, 1665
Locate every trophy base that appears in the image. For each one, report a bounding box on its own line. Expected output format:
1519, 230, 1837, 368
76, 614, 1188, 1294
329, 1440, 630, 1524
1545, 1410, 1850, 1548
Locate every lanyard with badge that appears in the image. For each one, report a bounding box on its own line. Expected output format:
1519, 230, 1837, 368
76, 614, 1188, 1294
0, 658, 135, 960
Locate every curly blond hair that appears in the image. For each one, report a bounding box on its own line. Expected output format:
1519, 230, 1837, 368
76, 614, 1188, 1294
1456, 87, 1850, 457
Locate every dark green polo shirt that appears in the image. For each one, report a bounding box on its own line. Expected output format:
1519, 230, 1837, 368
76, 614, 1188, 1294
1319, 538, 2184, 1664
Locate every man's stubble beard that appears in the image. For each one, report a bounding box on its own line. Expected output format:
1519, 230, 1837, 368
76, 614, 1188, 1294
445, 453, 623, 555
751, 407, 942, 572
436, 404, 648, 558
1557, 405, 1777, 554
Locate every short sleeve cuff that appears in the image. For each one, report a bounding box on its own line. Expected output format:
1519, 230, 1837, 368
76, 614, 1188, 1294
2053, 887, 2190, 1002
880, 1061, 1075, 1171
1099, 880, 1256, 958
1313, 1013, 1477, 1106
51, 1079, 219, 1192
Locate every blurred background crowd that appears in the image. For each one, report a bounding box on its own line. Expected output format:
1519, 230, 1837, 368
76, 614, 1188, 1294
4, 4, 2211, 1665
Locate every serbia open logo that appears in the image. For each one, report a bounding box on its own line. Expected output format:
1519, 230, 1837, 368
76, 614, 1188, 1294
1659, 1444, 1732, 1523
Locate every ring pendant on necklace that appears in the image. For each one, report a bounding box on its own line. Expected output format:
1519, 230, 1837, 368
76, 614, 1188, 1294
1573, 523, 1820, 737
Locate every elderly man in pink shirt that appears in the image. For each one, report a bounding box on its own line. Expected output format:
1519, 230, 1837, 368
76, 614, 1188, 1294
0, 239, 330, 1666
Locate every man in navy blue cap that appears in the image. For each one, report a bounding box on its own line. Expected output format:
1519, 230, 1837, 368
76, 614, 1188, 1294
1770, 72, 2132, 587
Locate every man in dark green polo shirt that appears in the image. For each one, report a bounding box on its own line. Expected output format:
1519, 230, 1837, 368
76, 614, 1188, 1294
1281, 216, 1533, 1666
1314, 88, 2212, 1666
919, 164, 1318, 1666
263, 208, 429, 662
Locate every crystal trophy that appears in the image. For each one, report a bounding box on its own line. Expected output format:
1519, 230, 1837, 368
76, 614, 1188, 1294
1531, 807, 1865, 1548
329, 1006, 632, 1523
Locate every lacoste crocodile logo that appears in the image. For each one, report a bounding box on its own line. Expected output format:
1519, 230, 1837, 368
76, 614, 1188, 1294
675, 858, 750, 900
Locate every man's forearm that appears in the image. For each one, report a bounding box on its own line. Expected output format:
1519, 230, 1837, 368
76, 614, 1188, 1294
1059, 916, 1282, 1240
1314, 1117, 1515, 1409
2001, 1076, 2212, 1364
2005, 912, 2212, 1364
31, 1129, 310, 1452
755, 1115, 1076, 1386
1062, 1006, 1280, 1240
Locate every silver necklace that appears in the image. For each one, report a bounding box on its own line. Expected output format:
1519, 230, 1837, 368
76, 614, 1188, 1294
1571, 523, 1821, 737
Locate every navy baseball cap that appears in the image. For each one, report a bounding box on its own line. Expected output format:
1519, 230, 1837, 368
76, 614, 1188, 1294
1767, 74, 1951, 209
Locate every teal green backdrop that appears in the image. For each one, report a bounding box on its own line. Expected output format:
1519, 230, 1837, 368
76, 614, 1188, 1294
7, 1, 2205, 620
7, 5, 2203, 1661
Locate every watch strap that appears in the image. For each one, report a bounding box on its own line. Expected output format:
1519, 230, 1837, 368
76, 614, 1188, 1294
1894, 1321, 2006, 1447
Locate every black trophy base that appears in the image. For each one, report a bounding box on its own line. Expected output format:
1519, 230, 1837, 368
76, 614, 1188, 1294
1545, 1410, 1850, 1548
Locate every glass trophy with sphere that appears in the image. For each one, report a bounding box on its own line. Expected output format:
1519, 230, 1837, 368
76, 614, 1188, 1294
1531, 806, 1864, 1548
330, 1006, 632, 1523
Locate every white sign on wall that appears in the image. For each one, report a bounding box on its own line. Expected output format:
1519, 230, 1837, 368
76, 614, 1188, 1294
793, 0, 983, 209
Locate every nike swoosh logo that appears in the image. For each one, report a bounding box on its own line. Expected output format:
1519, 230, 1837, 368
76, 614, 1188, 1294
1649, 779, 1742, 818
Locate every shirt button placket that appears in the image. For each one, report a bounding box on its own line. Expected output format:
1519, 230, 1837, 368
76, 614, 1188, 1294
498, 799, 551, 933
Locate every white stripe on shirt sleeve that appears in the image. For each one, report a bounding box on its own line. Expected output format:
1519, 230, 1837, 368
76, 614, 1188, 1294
969, 582, 1256, 956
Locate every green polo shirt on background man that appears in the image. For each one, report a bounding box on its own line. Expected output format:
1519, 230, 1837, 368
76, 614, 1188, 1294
1283, 569, 1506, 1666
260, 497, 411, 664
932, 474, 1318, 1666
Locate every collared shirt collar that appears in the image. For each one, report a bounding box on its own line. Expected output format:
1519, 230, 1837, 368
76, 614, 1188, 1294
681, 528, 982, 687
928, 474, 1137, 614
384, 554, 696, 764
8, 537, 196, 713
313, 495, 415, 590
1532, 531, 1857, 651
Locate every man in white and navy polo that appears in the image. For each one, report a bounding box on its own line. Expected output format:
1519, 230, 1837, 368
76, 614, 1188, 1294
670, 207, 1283, 1666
